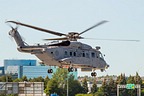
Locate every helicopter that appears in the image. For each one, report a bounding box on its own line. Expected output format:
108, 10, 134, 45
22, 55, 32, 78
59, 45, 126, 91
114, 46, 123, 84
6, 20, 138, 76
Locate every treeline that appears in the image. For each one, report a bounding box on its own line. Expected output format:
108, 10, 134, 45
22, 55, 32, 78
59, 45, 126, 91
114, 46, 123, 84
89, 72, 144, 96
0, 69, 144, 96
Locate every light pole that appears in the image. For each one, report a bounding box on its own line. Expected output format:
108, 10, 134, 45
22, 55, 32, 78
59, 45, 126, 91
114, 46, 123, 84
67, 77, 69, 96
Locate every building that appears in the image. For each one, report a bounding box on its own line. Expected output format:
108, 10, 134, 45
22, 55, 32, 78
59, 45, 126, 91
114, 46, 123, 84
4, 59, 78, 79
21, 66, 55, 79
0, 82, 44, 96
4, 59, 37, 79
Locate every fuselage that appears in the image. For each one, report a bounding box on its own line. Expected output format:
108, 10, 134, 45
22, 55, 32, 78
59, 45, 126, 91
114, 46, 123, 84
31, 41, 109, 70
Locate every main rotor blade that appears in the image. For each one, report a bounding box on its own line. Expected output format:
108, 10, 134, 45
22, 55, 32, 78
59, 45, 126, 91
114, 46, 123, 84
43, 37, 68, 41
6, 21, 66, 36
84, 38, 140, 42
79, 20, 108, 35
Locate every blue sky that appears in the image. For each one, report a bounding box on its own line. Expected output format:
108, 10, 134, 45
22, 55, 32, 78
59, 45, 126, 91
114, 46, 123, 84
0, 0, 144, 76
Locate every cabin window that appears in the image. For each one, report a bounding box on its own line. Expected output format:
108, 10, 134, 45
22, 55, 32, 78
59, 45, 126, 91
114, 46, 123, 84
86, 53, 89, 58
74, 52, 76, 56
82, 52, 85, 57
91, 52, 95, 58
65, 51, 68, 55
70, 52, 72, 56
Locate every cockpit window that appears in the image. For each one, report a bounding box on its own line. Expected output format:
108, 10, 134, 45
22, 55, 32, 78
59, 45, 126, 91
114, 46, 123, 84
99, 53, 104, 59
91, 52, 95, 58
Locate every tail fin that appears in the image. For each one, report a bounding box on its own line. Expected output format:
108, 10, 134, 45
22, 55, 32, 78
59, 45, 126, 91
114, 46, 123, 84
9, 28, 25, 47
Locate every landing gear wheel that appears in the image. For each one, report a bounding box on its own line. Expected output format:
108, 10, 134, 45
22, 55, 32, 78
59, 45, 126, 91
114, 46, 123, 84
68, 67, 74, 72
47, 69, 53, 73
91, 72, 97, 77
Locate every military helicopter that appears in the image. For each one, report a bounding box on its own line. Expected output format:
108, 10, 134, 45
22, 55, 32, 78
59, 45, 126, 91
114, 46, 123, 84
6, 20, 139, 76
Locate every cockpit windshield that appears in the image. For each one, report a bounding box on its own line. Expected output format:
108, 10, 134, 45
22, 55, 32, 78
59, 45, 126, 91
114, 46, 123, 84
99, 52, 104, 60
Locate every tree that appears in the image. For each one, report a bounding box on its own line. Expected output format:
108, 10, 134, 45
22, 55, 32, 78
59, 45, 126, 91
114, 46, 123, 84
82, 77, 88, 94
91, 79, 98, 94
13, 78, 22, 82
45, 68, 84, 96
45, 78, 60, 95
44, 76, 50, 89
0, 75, 6, 82
116, 73, 127, 96
21, 76, 28, 81
108, 77, 117, 96
45, 68, 68, 95
126, 75, 136, 96
32, 76, 44, 82
0, 75, 13, 82
134, 72, 142, 84
67, 74, 83, 96
116, 73, 126, 84
98, 78, 109, 96
126, 72, 142, 96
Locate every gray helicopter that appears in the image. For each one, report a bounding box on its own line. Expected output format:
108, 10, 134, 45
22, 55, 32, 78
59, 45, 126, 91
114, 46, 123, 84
6, 20, 111, 76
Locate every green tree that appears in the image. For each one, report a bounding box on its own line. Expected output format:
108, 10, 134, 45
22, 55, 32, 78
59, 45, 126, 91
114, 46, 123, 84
45, 78, 60, 95
108, 77, 117, 96
116, 73, 126, 84
29, 76, 44, 82
134, 72, 142, 84
0, 75, 13, 82
21, 76, 28, 81
44, 76, 50, 89
116, 74, 127, 96
67, 74, 83, 96
82, 77, 88, 94
91, 79, 98, 94
45, 68, 68, 95
13, 78, 22, 82
126, 72, 142, 96
45, 68, 84, 96
126, 75, 136, 96
98, 78, 109, 96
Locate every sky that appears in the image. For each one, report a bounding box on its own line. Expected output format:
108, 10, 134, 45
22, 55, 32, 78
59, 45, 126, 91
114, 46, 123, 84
0, 0, 144, 77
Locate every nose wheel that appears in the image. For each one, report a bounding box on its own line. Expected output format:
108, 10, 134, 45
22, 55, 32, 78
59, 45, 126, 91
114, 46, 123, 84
91, 72, 97, 77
